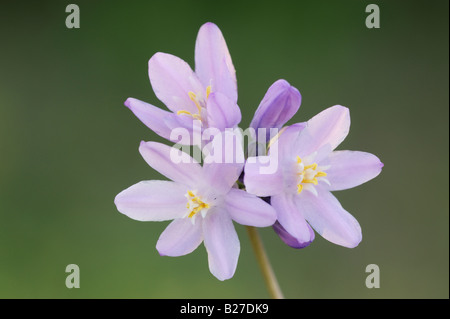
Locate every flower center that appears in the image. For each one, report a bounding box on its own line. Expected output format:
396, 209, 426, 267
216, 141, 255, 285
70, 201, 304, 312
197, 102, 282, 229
176, 85, 212, 122
184, 190, 210, 222
296, 156, 328, 194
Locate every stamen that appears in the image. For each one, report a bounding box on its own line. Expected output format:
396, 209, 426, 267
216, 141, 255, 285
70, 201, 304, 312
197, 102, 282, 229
177, 110, 202, 121
188, 91, 203, 114
302, 178, 318, 185
304, 163, 318, 170
315, 172, 327, 178
177, 110, 193, 116
206, 85, 212, 99
185, 191, 209, 219
266, 127, 288, 151
188, 91, 197, 101
295, 156, 327, 194
188, 210, 196, 218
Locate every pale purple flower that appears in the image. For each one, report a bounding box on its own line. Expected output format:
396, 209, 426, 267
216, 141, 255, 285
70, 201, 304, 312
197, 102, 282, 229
244, 105, 383, 248
125, 22, 241, 144
114, 133, 277, 280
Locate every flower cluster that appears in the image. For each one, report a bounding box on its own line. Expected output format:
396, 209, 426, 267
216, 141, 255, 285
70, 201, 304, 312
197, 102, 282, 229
115, 22, 383, 280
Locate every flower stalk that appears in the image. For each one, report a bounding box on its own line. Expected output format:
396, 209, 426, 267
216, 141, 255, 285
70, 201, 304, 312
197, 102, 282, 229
246, 226, 284, 299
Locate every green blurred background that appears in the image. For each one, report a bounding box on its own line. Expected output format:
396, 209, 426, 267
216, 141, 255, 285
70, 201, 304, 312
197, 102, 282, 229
0, 0, 448, 298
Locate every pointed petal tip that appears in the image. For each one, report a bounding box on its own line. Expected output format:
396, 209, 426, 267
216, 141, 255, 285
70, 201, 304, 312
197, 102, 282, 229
157, 249, 166, 257
113, 193, 120, 209
276, 79, 302, 104
138, 140, 152, 153
273, 79, 300, 92
342, 233, 362, 248
124, 98, 131, 108
156, 246, 165, 256
200, 21, 219, 30
335, 104, 349, 114
148, 52, 167, 71
325, 104, 349, 115
273, 221, 315, 249
273, 79, 290, 87
289, 84, 301, 97
373, 155, 384, 176
148, 51, 165, 64
215, 275, 232, 281
148, 52, 179, 70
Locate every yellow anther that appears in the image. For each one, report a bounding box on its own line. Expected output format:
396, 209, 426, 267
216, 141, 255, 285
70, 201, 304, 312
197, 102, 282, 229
177, 110, 193, 116
188, 209, 197, 218
188, 202, 209, 218
177, 87, 213, 122
304, 163, 318, 170
295, 156, 327, 193
315, 172, 327, 178
302, 178, 318, 185
177, 109, 202, 121
188, 91, 203, 114
186, 191, 209, 219
188, 91, 197, 101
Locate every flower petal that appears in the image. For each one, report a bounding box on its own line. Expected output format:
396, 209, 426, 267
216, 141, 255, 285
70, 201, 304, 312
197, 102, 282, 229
163, 113, 203, 145
139, 141, 202, 187
202, 131, 244, 194
273, 221, 314, 249
324, 150, 383, 191
244, 155, 283, 197
203, 208, 240, 281
271, 193, 316, 245
294, 105, 350, 157
195, 22, 237, 103
114, 181, 187, 221
156, 218, 203, 256
124, 98, 173, 140
298, 186, 362, 248
206, 92, 241, 131
250, 79, 301, 140
269, 122, 307, 159
148, 52, 204, 113
225, 188, 277, 227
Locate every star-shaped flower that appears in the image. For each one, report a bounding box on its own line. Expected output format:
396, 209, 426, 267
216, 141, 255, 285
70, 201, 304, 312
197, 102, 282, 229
125, 22, 241, 144
115, 132, 276, 280
244, 105, 383, 248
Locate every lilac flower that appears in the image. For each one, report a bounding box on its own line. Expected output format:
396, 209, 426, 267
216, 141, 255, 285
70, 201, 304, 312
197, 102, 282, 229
114, 133, 277, 280
125, 22, 241, 143
244, 105, 383, 248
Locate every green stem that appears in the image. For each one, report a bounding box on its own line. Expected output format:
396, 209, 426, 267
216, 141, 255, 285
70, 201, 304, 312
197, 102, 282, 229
246, 226, 284, 299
